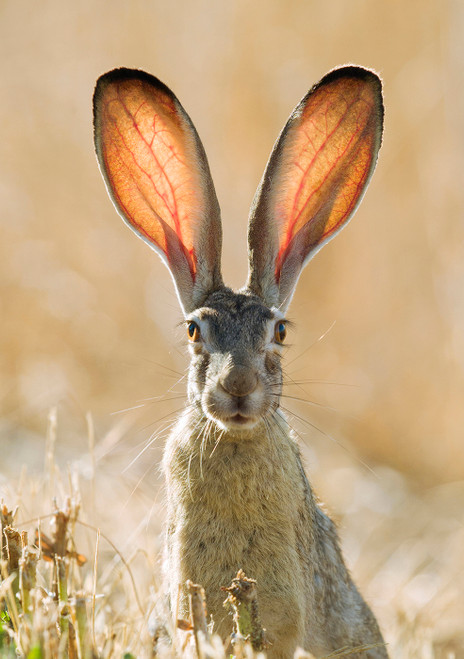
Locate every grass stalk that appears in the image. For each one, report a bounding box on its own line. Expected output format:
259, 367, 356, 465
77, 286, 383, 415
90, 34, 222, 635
187, 580, 209, 659
223, 569, 268, 653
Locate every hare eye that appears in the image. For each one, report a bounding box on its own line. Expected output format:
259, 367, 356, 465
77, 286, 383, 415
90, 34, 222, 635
274, 321, 287, 344
187, 321, 201, 342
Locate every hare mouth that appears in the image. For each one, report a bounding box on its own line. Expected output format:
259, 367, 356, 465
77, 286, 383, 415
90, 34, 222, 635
202, 391, 265, 430
217, 412, 259, 430
229, 413, 253, 425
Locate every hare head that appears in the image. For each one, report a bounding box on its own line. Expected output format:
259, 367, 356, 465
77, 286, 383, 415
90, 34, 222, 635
93, 67, 383, 434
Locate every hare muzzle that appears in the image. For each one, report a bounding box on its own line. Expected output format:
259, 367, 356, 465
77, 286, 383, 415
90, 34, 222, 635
214, 363, 262, 428
202, 352, 272, 431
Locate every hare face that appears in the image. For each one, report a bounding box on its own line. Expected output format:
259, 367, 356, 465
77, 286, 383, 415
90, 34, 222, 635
186, 290, 285, 431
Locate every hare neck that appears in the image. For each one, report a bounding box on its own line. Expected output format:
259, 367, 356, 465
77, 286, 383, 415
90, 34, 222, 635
162, 406, 305, 503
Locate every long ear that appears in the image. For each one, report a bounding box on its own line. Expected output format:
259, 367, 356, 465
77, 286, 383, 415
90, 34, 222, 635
93, 68, 223, 314
246, 66, 384, 310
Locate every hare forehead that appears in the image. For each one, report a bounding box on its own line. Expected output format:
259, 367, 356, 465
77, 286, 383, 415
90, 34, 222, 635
195, 290, 275, 346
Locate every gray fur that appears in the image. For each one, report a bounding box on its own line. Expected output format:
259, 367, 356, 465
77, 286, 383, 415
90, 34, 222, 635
94, 66, 387, 657
163, 290, 387, 657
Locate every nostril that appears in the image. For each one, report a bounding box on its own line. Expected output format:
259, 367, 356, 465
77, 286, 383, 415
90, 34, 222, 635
220, 366, 258, 398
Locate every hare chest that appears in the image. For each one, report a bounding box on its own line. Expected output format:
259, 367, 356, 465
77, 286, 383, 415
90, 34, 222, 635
163, 412, 315, 653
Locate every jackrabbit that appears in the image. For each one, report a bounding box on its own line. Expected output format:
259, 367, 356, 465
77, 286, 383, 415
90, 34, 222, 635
93, 66, 387, 658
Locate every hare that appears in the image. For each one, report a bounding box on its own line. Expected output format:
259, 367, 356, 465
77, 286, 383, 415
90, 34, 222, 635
93, 66, 387, 658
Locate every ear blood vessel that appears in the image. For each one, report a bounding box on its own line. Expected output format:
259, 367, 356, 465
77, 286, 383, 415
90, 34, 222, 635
94, 66, 387, 658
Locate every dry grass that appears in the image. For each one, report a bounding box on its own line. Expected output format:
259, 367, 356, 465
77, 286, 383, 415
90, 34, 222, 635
1, 1, 463, 657
1, 410, 463, 658
1, 0, 464, 483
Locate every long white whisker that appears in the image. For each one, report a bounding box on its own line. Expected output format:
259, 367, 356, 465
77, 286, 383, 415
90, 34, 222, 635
122, 429, 161, 473
209, 427, 225, 458
198, 418, 212, 479
279, 404, 378, 477
136, 394, 186, 403
285, 320, 337, 369
121, 460, 156, 510
141, 358, 184, 378
187, 452, 194, 501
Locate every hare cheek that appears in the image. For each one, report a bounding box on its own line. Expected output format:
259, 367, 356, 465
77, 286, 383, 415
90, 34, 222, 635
187, 351, 211, 403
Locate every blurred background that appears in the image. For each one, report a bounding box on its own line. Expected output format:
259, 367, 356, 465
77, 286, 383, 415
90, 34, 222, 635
0, 1, 463, 654
2, 0, 463, 483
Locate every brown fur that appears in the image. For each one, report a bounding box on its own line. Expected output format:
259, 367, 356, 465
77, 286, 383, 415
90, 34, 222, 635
94, 66, 387, 657
162, 291, 387, 657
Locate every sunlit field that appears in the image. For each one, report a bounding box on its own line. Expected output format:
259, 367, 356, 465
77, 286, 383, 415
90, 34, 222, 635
1, 1, 463, 656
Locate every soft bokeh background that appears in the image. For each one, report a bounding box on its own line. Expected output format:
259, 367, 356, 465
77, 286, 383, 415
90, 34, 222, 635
1, 1, 463, 655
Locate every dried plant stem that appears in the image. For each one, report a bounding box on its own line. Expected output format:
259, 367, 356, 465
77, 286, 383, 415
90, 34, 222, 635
187, 580, 209, 659
0, 505, 15, 563
223, 569, 268, 653
56, 555, 69, 638
19, 545, 38, 618
3, 526, 22, 600
70, 595, 90, 659
0, 560, 20, 635
91, 528, 100, 652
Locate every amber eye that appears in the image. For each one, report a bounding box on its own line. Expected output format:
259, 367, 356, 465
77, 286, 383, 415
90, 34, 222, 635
274, 321, 287, 344
187, 321, 201, 342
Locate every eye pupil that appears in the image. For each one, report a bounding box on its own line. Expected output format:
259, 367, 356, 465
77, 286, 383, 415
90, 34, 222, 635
187, 321, 200, 342
275, 321, 287, 344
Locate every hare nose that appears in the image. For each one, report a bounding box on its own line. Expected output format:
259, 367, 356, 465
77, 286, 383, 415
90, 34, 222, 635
220, 365, 258, 398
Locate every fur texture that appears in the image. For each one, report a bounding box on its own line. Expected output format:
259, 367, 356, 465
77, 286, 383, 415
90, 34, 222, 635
163, 291, 387, 657
93, 66, 387, 657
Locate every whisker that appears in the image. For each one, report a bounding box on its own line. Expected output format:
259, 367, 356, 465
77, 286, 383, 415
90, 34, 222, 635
209, 428, 225, 458
111, 403, 147, 415
166, 373, 188, 393
121, 460, 156, 510
189, 411, 209, 440
283, 379, 358, 388
122, 428, 162, 473
285, 320, 337, 369
198, 418, 213, 479
278, 404, 378, 477
269, 391, 332, 409
279, 366, 320, 402
137, 407, 185, 434
137, 394, 186, 404
111, 392, 186, 415
123, 406, 187, 467
276, 393, 356, 420
266, 413, 293, 479
187, 452, 194, 501
141, 358, 184, 378
143, 485, 165, 533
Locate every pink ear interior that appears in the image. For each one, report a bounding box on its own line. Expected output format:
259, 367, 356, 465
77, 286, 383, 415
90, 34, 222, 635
95, 72, 208, 280
271, 71, 383, 284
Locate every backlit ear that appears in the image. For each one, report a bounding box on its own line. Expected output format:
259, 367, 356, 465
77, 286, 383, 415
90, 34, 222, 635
246, 66, 384, 310
93, 68, 223, 314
